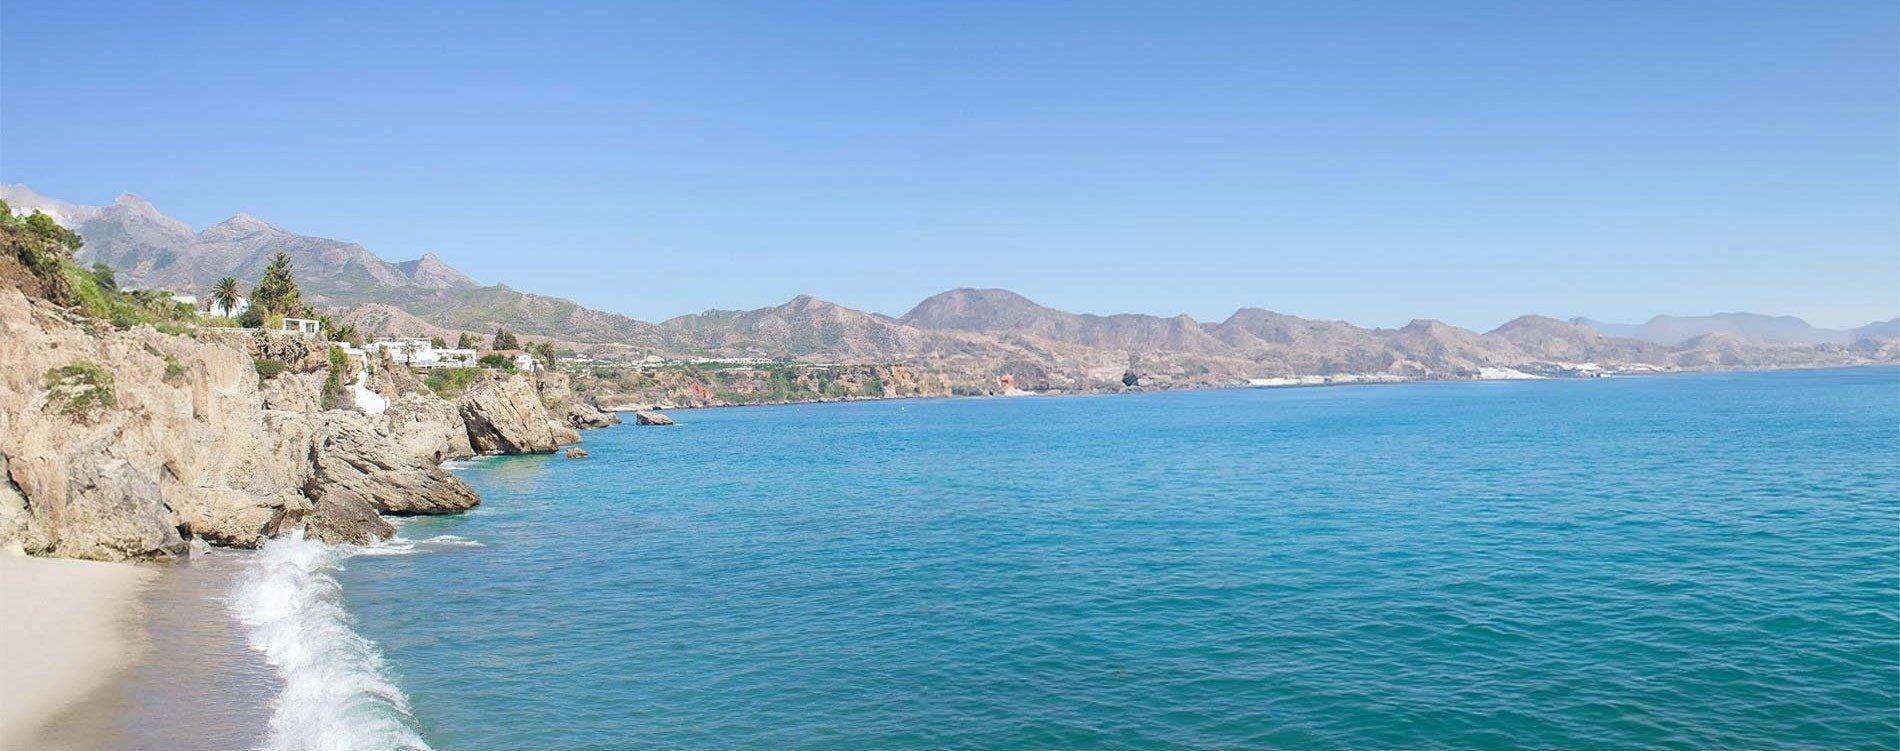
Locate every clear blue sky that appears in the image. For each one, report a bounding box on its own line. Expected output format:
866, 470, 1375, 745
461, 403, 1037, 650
3, 1, 1894, 329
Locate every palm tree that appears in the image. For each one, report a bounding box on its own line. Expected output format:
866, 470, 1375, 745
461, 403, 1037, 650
210, 277, 242, 317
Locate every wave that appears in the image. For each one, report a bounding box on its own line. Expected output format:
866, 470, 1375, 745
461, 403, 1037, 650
231, 532, 434, 750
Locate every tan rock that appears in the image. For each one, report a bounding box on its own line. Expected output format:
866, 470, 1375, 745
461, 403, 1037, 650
458, 376, 559, 454
383, 392, 475, 463
306, 412, 479, 515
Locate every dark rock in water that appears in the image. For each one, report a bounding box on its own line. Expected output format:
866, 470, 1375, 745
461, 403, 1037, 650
565, 401, 620, 429
634, 410, 675, 426
307, 412, 480, 515
565, 448, 589, 459
458, 377, 560, 454
294, 487, 395, 545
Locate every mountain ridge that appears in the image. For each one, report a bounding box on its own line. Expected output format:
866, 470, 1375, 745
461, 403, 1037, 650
6, 184, 1895, 392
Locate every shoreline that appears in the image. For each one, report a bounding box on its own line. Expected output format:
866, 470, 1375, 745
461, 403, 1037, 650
0, 549, 157, 750
604, 361, 1899, 413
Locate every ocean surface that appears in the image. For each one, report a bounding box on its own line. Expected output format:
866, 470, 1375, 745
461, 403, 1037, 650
126, 367, 1899, 750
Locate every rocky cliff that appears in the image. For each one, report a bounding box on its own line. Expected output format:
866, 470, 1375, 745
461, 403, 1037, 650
0, 286, 598, 561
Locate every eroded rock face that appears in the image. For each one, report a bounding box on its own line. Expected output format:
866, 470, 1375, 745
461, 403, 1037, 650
634, 410, 675, 426
307, 411, 479, 515
383, 392, 476, 463
459, 377, 561, 454
20, 452, 187, 561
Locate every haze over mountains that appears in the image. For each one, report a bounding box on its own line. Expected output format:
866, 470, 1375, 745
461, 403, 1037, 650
5, 185, 1895, 390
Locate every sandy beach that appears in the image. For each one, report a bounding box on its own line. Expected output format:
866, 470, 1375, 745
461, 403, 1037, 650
0, 548, 155, 750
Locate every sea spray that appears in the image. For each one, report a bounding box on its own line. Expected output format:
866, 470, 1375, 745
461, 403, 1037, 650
232, 531, 433, 751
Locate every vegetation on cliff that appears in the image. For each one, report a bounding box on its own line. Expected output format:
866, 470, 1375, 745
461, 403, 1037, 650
3, 200, 199, 333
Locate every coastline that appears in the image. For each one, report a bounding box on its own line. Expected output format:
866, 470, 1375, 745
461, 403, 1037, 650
0, 549, 156, 750
604, 361, 1900, 413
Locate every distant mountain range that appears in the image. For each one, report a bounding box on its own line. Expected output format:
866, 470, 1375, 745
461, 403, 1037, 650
1571, 313, 1900, 346
5, 184, 1895, 391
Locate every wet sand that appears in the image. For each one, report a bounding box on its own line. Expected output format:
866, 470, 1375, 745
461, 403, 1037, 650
0, 549, 155, 750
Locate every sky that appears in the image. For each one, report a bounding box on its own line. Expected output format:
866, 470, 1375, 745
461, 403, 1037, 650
2, 1, 1895, 329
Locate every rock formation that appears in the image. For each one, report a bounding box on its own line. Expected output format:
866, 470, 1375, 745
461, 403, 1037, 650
634, 410, 675, 426
459, 377, 566, 454
306, 411, 480, 515
0, 277, 601, 560
383, 392, 476, 463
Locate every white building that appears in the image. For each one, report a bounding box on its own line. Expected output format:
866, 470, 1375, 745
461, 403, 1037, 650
280, 317, 323, 339
362, 338, 478, 368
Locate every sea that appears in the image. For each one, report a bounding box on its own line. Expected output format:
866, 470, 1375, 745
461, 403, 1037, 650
119, 367, 1899, 750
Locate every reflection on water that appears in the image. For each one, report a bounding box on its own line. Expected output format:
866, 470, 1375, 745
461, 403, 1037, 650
118, 551, 274, 751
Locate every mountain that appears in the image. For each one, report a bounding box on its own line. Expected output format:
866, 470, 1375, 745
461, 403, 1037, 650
902, 288, 1232, 352
1487, 315, 1668, 363
6, 185, 1894, 391
0, 185, 652, 343
1572, 313, 1894, 346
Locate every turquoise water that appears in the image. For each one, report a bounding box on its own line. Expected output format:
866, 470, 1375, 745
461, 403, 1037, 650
340, 368, 1897, 750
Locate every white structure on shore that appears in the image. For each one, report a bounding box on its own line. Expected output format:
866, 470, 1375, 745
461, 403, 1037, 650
361, 338, 478, 368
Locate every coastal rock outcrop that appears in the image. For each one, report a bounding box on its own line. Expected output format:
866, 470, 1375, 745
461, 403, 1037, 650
459, 377, 563, 454
307, 411, 480, 516
564, 401, 620, 429
383, 392, 476, 464
634, 410, 675, 426
537, 372, 619, 429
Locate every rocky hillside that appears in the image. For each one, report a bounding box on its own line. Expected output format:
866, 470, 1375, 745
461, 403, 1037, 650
0, 230, 612, 560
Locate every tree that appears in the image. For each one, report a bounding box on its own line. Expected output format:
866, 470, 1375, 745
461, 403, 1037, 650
89, 262, 116, 290
210, 277, 242, 317
400, 341, 419, 364
456, 332, 481, 349
492, 327, 519, 351
250, 252, 303, 317
531, 341, 558, 371
430, 336, 448, 349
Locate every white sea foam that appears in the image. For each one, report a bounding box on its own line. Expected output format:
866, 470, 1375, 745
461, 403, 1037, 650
352, 534, 486, 556
232, 532, 434, 750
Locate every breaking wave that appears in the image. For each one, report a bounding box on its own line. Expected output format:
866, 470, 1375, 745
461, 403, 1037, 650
231, 532, 434, 750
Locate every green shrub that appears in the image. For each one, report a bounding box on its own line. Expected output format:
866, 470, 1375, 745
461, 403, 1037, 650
478, 353, 516, 371
44, 361, 117, 419
320, 345, 354, 410
162, 356, 187, 384
254, 359, 290, 381
423, 367, 483, 398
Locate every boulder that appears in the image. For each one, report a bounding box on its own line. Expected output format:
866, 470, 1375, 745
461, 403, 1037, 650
458, 377, 559, 454
268, 489, 393, 545
173, 486, 282, 548
383, 392, 475, 464
550, 421, 582, 447
565, 448, 589, 459
634, 410, 675, 426
564, 401, 621, 429
307, 411, 480, 515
